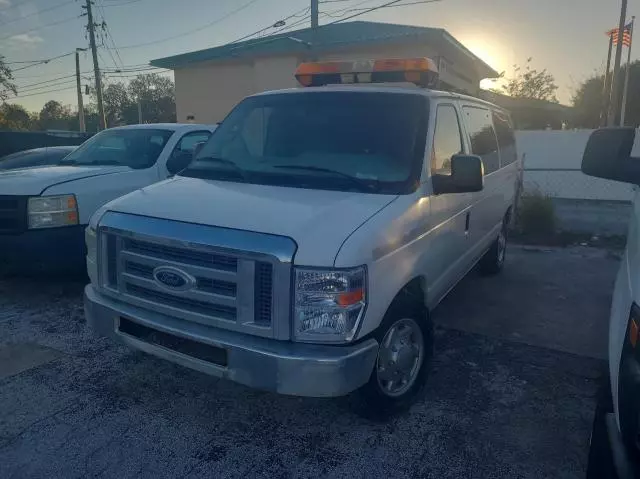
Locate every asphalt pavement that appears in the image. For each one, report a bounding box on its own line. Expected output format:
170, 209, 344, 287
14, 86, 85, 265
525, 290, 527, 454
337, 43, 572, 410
0, 245, 617, 478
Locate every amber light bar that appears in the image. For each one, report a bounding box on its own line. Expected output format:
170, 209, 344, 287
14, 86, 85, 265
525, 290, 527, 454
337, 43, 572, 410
295, 57, 439, 88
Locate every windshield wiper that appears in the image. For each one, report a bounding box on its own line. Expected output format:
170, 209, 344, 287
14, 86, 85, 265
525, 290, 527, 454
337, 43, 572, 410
272, 165, 379, 192
189, 156, 247, 180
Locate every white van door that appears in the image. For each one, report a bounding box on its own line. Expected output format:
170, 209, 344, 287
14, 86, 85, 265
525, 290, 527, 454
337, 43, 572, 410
459, 105, 505, 255
425, 101, 474, 306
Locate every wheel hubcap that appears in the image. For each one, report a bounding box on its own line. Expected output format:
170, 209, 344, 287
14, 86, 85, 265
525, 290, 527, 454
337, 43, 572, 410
376, 318, 424, 397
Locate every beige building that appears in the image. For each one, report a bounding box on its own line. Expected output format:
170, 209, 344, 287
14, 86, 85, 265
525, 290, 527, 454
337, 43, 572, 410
151, 21, 499, 124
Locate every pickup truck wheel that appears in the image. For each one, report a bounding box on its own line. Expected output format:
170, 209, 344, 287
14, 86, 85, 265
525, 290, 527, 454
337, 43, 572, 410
479, 221, 507, 275
350, 301, 433, 420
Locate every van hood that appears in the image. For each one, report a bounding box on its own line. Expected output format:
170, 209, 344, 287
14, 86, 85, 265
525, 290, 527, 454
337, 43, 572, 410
0, 165, 130, 195
103, 176, 397, 266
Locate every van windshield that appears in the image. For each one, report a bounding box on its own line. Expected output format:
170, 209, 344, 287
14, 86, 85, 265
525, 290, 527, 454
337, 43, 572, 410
181, 91, 428, 194
59, 128, 174, 168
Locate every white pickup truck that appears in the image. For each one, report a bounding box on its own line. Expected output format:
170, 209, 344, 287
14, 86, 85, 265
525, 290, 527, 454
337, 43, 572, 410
0, 123, 215, 273
583, 128, 640, 478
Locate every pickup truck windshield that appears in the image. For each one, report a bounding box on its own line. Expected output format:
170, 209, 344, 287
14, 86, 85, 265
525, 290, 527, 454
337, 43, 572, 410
181, 91, 428, 194
59, 128, 174, 168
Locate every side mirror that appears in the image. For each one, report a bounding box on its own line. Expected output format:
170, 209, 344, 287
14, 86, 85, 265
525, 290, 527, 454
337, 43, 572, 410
582, 128, 640, 184
193, 141, 206, 158
166, 151, 193, 175
432, 154, 484, 194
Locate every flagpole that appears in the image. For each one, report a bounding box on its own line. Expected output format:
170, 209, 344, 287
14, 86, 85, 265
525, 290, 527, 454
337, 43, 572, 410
601, 35, 614, 126
621, 16, 635, 126
608, 0, 629, 126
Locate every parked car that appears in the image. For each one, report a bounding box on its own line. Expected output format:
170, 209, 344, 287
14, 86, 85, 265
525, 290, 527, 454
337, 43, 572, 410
84, 58, 520, 416
0, 123, 216, 273
0, 146, 77, 171
583, 128, 640, 478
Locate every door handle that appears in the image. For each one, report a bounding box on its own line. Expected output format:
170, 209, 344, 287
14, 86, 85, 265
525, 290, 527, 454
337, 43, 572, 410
465, 212, 470, 237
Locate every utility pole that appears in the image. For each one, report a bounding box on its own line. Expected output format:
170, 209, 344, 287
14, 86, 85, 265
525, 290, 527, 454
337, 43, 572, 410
138, 99, 142, 124
607, 0, 628, 126
311, 0, 318, 28
600, 36, 614, 126
83, 0, 106, 130
621, 16, 635, 126
75, 48, 87, 133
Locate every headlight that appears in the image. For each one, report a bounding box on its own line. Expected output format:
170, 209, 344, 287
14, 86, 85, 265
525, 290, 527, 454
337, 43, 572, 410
85, 225, 97, 284
294, 266, 366, 343
28, 194, 78, 229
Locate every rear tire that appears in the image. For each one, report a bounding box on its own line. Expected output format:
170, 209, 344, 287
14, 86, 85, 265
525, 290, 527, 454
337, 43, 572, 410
479, 220, 507, 276
350, 299, 433, 420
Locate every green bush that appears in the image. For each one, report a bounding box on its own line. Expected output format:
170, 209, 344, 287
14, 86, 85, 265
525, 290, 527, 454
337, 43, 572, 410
516, 190, 556, 237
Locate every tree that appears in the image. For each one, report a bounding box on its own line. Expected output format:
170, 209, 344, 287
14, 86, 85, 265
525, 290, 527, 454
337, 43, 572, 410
0, 103, 32, 130
0, 55, 16, 104
572, 61, 640, 128
501, 58, 558, 102
94, 73, 176, 126
102, 82, 134, 126
38, 100, 73, 130
128, 73, 176, 123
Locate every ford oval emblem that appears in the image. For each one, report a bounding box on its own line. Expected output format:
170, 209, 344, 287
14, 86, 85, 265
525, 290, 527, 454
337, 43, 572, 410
153, 266, 195, 291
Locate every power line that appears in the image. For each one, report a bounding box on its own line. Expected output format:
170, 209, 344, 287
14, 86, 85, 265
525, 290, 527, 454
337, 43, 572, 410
324, 0, 438, 25
0, 14, 81, 41
0, 0, 76, 27
101, 0, 143, 6
9, 52, 76, 72
11, 85, 78, 98
228, 6, 311, 44
108, 0, 263, 50
14, 73, 77, 89
15, 78, 81, 94
323, 0, 439, 16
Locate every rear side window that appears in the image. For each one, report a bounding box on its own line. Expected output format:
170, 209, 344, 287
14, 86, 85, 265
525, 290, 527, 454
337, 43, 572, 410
492, 111, 517, 167
463, 106, 499, 174
431, 105, 463, 175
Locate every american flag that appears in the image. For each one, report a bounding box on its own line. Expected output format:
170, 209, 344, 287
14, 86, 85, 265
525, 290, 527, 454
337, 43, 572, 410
607, 22, 633, 47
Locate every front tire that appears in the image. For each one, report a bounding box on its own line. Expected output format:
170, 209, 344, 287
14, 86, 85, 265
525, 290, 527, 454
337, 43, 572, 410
350, 300, 433, 419
479, 220, 507, 275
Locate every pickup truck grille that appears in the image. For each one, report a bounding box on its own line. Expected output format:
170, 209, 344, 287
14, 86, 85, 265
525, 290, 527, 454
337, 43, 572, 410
98, 219, 288, 339
0, 196, 27, 234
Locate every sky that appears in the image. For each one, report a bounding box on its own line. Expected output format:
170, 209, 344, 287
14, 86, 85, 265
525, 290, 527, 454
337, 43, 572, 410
0, 0, 636, 112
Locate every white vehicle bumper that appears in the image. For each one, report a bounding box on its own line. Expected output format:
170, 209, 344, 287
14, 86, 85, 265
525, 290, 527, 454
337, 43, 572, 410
84, 285, 378, 397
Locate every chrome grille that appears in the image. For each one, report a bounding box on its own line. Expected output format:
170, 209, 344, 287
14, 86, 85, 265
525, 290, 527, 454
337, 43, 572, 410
0, 196, 27, 234
97, 212, 294, 340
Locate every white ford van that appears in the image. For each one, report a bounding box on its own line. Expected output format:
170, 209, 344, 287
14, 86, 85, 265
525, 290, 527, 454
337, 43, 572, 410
0, 123, 215, 272
84, 58, 520, 414
583, 128, 640, 477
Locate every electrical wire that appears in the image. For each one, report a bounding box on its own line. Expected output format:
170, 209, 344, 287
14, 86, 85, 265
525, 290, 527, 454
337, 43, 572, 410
0, 0, 76, 27
228, 6, 311, 44
108, 0, 263, 50
9, 52, 76, 72
101, 0, 143, 6
324, 0, 438, 25
12, 85, 78, 98
323, 0, 439, 16
0, 14, 81, 42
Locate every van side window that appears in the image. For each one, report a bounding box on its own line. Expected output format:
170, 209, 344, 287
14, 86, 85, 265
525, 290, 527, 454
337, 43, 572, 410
492, 111, 517, 166
431, 105, 463, 175
463, 106, 500, 174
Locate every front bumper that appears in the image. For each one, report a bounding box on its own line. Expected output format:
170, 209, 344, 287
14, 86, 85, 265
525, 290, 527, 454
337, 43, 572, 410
0, 225, 86, 273
84, 285, 379, 397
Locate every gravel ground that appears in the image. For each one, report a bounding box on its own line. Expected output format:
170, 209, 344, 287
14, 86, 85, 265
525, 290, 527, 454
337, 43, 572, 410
0, 246, 615, 478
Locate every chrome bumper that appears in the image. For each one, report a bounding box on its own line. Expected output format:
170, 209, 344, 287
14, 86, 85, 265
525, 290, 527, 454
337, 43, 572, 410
84, 285, 378, 397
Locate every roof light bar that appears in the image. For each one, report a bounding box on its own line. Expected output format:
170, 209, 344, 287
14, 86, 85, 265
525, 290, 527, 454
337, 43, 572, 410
295, 57, 439, 88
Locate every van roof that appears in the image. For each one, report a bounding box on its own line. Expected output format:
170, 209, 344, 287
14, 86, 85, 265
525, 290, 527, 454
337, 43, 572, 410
251, 85, 508, 114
